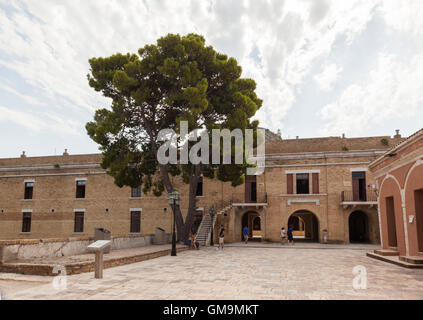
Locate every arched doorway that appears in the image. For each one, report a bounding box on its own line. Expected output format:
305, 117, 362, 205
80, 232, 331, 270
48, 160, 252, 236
349, 211, 369, 243
288, 210, 319, 242
241, 211, 261, 241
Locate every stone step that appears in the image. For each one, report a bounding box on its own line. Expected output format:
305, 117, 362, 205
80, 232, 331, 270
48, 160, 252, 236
367, 252, 423, 269
399, 256, 423, 264
374, 249, 400, 256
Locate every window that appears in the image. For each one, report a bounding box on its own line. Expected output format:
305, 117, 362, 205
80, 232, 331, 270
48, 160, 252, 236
24, 182, 34, 199
131, 186, 142, 198
130, 211, 141, 233
296, 173, 309, 194
74, 212, 84, 233
76, 180, 86, 199
22, 212, 31, 233
196, 176, 203, 197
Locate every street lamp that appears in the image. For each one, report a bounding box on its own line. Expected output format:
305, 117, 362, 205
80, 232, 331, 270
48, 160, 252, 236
167, 190, 180, 256
209, 205, 215, 246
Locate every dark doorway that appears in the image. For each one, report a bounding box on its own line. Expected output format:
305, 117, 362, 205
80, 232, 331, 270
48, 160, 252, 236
241, 211, 261, 241
414, 189, 423, 252
349, 211, 368, 243
245, 175, 257, 203
288, 211, 319, 242
385, 196, 398, 247
352, 172, 366, 201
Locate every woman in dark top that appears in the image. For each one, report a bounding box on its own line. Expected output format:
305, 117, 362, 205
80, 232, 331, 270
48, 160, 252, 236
217, 225, 225, 250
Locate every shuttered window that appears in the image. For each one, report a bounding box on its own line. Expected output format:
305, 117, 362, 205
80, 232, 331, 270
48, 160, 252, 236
287, 174, 293, 194
312, 173, 319, 194
130, 211, 141, 233
74, 212, 84, 233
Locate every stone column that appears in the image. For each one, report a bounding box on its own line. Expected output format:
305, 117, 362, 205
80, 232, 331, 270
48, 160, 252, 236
95, 251, 104, 279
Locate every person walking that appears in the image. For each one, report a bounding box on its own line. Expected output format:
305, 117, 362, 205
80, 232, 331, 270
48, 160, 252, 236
281, 227, 287, 244
243, 225, 249, 244
287, 225, 294, 245
217, 225, 225, 250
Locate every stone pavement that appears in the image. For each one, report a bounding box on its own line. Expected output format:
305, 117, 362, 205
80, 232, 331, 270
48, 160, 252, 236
1, 243, 423, 300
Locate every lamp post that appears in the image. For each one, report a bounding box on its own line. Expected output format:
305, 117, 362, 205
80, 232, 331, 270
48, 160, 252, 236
167, 190, 180, 256
209, 205, 215, 246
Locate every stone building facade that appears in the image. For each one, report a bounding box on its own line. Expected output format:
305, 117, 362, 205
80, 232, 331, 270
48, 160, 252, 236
0, 132, 404, 244
369, 128, 423, 262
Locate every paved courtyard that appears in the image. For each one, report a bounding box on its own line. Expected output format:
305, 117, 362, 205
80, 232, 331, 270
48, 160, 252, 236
1, 243, 423, 300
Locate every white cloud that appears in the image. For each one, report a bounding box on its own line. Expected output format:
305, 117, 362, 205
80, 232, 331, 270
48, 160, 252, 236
0, 105, 46, 132
0, 105, 81, 135
380, 0, 423, 36
319, 53, 423, 136
314, 64, 342, 92
0, 0, 381, 133
0, 0, 422, 155
0, 82, 45, 106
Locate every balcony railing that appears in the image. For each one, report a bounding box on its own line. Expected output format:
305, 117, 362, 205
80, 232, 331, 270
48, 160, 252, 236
341, 190, 377, 203
231, 192, 268, 204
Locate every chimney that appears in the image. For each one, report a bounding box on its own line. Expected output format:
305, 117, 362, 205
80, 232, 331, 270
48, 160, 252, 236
20, 151, 27, 158
63, 149, 69, 156
277, 129, 281, 137
296, 136, 299, 139
394, 129, 401, 138
342, 133, 345, 139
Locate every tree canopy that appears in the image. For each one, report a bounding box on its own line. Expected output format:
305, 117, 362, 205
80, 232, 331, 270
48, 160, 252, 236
86, 33, 262, 240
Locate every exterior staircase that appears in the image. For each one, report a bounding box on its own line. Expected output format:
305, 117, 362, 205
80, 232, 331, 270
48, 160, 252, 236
195, 202, 232, 246
194, 212, 212, 246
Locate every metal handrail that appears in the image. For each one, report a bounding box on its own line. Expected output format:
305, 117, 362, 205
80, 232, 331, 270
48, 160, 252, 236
341, 190, 377, 202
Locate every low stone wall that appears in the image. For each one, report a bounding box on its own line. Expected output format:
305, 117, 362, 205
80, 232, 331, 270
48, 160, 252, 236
0, 246, 188, 276
0, 234, 171, 263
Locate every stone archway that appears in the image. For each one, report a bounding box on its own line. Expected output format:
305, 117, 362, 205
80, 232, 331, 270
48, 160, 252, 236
348, 211, 369, 243
288, 210, 319, 242
241, 211, 261, 241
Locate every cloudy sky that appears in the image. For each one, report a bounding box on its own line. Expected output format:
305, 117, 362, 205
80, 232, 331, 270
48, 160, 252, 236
0, 0, 422, 158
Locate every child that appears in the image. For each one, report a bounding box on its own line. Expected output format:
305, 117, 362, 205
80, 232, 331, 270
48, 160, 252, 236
281, 227, 287, 244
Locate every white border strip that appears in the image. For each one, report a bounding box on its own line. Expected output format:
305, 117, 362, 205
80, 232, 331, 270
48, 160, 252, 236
130, 208, 142, 212
73, 208, 86, 212
350, 168, 368, 172
21, 209, 33, 213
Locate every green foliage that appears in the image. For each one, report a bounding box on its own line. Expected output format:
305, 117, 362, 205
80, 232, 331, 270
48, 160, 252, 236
342, 146, 349, 152
86, 33, 262, 195
381, 138, 389, 146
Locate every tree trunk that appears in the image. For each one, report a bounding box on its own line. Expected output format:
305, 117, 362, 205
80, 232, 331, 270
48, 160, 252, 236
181, 165, 201, 241
158, 162, 203, 243
158, 163, 185, 241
